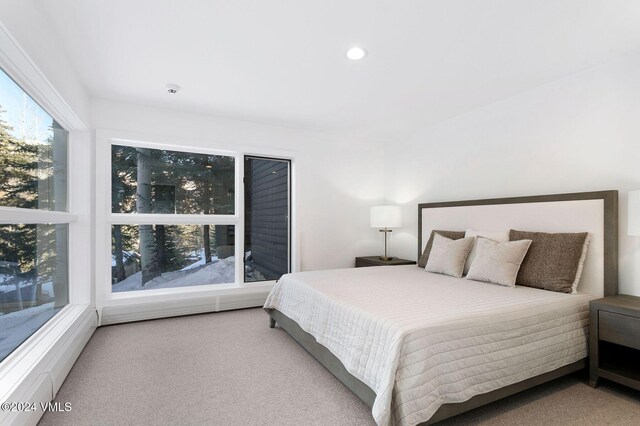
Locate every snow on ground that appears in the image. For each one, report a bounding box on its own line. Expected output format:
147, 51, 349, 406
41, 282, 53, 297
112, 256, 235, 292
111, 250, 139, 267
0, 283, 17, 293
0, 302, 60, 361
180, 249, 219, 271
0, 280, 53, 296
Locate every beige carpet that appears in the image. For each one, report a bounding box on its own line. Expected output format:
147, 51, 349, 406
39, 308, 639, 426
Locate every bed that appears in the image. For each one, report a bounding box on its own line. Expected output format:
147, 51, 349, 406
264, 191, 618, 425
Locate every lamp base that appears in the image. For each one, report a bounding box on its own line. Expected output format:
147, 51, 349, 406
378, 228, 394, 261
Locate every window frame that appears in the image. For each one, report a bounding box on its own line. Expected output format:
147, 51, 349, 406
96, 132, 296, 311
0, 37, 90, 403
0, 67, 76, 362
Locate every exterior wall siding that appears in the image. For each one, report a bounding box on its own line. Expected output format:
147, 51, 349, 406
244, 158, 289, 281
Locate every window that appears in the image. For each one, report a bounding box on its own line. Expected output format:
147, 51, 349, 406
111, 145, 234, 215
0, 68, 69, 363
111, 224, 234, 292
105, 141, 293, 301
110, 145, 237, 292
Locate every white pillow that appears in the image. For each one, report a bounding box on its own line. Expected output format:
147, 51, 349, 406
464, 229, 510, 275
465, 237, 532, 287
425, 233, 475, 278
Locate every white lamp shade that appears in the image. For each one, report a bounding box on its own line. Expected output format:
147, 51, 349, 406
629, 190, 640, 236
370, 206, 402, 228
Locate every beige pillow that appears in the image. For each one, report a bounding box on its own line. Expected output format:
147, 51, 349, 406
570, 233, 591, 294
465, 237, 532, 287
418, 230, 466, 268
463, 229, 510, 275
425, 233, 475, 278
509, 230, 590, 294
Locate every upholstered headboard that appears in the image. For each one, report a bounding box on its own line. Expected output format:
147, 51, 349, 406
418, 191, 618, 296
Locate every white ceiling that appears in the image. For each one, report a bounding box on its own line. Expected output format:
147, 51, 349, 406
38, 0, 640, 141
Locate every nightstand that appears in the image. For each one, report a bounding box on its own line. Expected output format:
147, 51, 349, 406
589, 294, 640, 390
355, 256, 416, 268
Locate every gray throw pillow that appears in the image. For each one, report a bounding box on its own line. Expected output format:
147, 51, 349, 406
418, 230, 466, 268
425, 233, 475, 278
510, 230, 590, 293
465, 237, 532, 287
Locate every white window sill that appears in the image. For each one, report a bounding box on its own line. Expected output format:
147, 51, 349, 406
104, 280, 276, 305
100, 282, 275, 325
0, 304, 96, 408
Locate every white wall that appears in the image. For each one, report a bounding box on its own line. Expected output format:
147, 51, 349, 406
384, 50, 640, 296
91, 98, 386, 272
0, 0, 90, 125
7, 0, 638, 294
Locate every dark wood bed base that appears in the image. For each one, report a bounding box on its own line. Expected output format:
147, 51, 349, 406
267, 190, 618, 424
266, 308, 377, 407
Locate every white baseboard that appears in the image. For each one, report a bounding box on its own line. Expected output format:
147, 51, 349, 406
100, 288, 270, 325
47, 309, 97, 396
0, 306, 97, 426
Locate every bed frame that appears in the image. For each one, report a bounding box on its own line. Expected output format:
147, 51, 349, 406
266, 190, 618, 424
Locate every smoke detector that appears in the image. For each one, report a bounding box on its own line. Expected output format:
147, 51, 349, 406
166, 84, 180, 94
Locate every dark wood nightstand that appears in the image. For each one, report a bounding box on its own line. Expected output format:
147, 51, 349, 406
589, 294, 640, 390
355, 256, 416, 268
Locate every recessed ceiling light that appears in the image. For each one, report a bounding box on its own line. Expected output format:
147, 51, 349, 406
346, 46, 367, 61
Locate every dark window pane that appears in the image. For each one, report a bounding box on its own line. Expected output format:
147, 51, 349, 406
244, 157, 290, 282
0, 68, 68, 211
111, 224, 235, 292
111, 145, 235, 215
0, 224, 68, 362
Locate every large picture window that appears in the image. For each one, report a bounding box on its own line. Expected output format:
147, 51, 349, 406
110, 145, 237, 292
105, 142, 292, 300
0, 68, 69, 363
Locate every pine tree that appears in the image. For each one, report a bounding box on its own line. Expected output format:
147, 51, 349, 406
136, 148, 162, 284
0, 109, 38, 274
111, 146, 139, 283
0, 108, 40, 210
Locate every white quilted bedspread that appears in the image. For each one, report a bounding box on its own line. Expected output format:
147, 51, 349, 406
263, 265, 594, 426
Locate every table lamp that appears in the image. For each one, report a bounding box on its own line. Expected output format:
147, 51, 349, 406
370, 206, 402, 260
